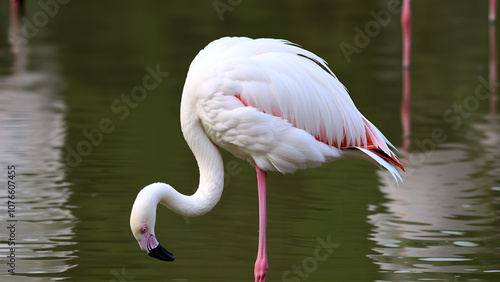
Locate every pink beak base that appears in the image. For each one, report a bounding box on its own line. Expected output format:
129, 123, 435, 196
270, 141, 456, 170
139, 233, 175, 261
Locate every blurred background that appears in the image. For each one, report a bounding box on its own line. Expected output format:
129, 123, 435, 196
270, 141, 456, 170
0, 0, 499, 281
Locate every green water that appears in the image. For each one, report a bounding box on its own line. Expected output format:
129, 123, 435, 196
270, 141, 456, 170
1, 1, 499, 281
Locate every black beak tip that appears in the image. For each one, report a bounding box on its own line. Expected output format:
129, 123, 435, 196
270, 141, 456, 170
148, 244, 175, 261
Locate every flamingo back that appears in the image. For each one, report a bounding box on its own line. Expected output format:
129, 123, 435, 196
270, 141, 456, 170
181, 37, 403, 180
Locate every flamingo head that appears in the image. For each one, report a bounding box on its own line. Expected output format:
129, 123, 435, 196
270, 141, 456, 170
130, 185, 175, 261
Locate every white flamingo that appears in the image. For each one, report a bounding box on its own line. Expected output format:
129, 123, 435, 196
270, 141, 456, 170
129, 37, 404, 281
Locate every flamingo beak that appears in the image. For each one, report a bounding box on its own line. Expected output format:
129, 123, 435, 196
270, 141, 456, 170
139, 233, 175, 261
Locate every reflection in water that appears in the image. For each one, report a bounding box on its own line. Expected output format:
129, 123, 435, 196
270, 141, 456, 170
370, 146, 500, 278
400, 68, 411, 157
368, 16, 500, 280
0, 5, 77, 278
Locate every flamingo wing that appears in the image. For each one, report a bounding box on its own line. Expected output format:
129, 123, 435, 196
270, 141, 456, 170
183, 37, 403, 180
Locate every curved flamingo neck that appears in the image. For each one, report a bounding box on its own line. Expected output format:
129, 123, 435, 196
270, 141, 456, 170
163, 90, 224, 216
136, 93, 225, 219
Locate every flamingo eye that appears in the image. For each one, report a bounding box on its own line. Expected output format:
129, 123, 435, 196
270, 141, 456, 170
141, 225, 147, 233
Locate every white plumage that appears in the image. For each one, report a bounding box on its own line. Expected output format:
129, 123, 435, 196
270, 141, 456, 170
182, 36, 402, 178
130, 37, 404, 282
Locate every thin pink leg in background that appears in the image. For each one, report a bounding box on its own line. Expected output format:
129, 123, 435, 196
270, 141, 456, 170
490, 0, 497, 23
490, 1, 498, 115
401, 0, 411, 68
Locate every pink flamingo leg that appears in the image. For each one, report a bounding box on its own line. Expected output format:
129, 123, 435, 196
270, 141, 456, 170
10, 0, 23, 20
254, 166, 268, 282
401, 0, 411, 68
490, 0, 497, 23
490, 6, 498, 115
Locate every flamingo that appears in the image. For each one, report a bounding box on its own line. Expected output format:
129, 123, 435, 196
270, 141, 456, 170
129, 37, 404, 281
